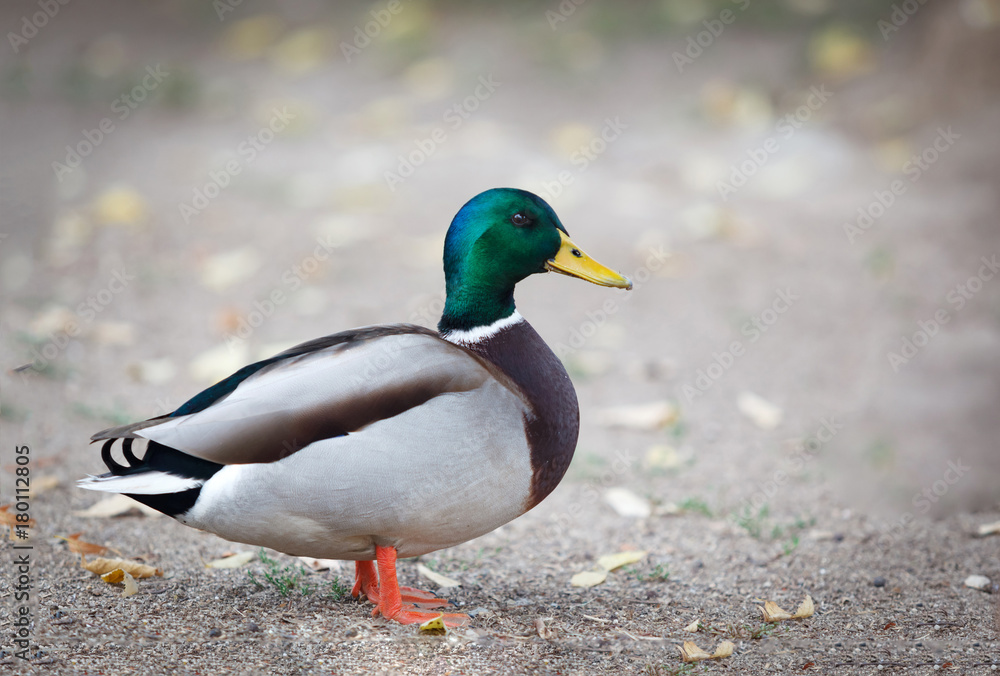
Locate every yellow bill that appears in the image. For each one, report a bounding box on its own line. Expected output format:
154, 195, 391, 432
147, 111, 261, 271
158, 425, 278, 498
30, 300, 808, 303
545, 231, 632, 289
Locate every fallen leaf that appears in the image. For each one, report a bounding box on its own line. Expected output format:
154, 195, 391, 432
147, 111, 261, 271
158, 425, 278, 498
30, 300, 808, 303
678, 639, 735, 662
0, 504, 35, 539
597, 550, 647, 572
737, 391, 783, 430
760, 594, 814, 622
59, 533, 109, 559
200, 247, 262, 293
684, 619, 701, 632
604, 487, 652, 518
206, 551, 256, 569
101, 568, 139, 597
644, 445, 685, 471
82, 557, 162, 579
418, 614, 447, 634
976, 521, 1000, 537
794, 594, 815, 618
28, 475, 61, 498
534, 618, 549, 639
760, 600, 793, 622
416, 564, 461, 588
73, 494, 163, 518
597, 401, 678, 431
93, 185, 146, 226
571, 570, 608, 588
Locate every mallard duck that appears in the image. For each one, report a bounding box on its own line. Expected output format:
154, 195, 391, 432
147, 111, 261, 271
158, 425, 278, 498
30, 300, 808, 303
80, 188, 631, 625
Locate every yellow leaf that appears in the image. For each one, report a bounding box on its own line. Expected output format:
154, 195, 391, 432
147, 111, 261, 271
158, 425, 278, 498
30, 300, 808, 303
93, 185, 146, 226
760, 600, 793, 622
684, 619, 701, 633
737, 391, 783, 430
712, 641, 735, 658
82, 557, 162, 579
571, 570, 608, 588
793, 595, 815, 619
597, 550, 647, 571
679, 640, 734, 662
206, 551, 256, 569
101, 568, 138, 597
416, 564, 461, 588
418, 614, 447, 634
597, 401, 678, 431
760, 594, 814, 622
604, 488, 652, 518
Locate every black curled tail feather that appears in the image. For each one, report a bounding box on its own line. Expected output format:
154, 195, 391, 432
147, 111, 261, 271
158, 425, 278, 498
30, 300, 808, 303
98, 437, 224, 518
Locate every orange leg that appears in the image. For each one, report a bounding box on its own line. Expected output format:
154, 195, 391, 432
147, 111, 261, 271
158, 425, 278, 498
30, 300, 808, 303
370, 545, 470, 626
352, 560, 379, 600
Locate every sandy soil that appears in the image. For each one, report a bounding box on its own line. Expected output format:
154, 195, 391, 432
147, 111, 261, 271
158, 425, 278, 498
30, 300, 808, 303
2, 2, 999, 674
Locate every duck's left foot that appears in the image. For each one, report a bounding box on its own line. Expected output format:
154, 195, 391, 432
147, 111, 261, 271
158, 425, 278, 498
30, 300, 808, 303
369, 545, 470, 627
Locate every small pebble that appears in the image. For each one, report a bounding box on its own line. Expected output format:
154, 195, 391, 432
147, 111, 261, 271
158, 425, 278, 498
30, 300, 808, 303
246, 622, 260, 633
873, 576, 887, 587
964, 574, 991, 592
208, 628, 221, 638
344, 628, 358, 638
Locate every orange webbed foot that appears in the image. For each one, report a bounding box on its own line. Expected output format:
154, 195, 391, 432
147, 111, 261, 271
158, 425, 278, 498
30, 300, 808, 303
359, 546, 470, 627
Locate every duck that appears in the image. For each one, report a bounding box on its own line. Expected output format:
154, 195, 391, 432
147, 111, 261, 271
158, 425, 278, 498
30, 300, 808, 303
80, 187, 632, 626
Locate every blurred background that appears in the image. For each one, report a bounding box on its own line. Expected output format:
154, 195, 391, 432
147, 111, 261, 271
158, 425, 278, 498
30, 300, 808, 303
2, 0, 999, 527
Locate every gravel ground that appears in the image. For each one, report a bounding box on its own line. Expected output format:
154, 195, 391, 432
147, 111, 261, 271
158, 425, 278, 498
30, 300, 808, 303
2, 2, 999, 674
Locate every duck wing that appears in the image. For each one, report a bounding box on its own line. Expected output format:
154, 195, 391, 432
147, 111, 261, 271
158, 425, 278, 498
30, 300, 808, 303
92, 324, 527, 466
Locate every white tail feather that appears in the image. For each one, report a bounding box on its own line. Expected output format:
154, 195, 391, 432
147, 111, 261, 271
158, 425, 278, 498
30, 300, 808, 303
77, 472, 204, 495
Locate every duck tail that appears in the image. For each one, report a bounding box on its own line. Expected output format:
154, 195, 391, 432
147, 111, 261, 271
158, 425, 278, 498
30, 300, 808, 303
78, 438, 223, 518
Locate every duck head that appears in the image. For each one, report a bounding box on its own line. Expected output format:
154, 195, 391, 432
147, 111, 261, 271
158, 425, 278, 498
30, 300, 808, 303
439, 188, 631, 333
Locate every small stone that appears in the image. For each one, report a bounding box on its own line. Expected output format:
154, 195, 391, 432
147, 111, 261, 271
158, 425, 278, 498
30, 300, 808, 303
246, 622, 260, 633
964, 574, 992, 592
208, 628, 221, 638
344, 628, 358, 638
873, 577, 887, 588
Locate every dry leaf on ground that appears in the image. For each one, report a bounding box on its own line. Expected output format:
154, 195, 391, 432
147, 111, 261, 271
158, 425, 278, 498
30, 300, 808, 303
59, 533, 109, 560
604, 488, 652, 518
596, 401, 678, 431
82, 557, 163, 579
206, 551, 256, 569
737, 391, 783, 429
417, 564, 461, 588
101, 568, 139, 597
418, 614, 447, 634
74, 494, 163, 518
684, 619, 701, 632
678, 640, 735, 662
597, 550, 647, 571
571, 570, 608, 588
28, 475, 60, 498
0, 504, 35, 538
760, 594, 814, 622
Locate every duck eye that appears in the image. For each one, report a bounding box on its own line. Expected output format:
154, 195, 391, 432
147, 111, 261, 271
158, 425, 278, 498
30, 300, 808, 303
511, 212, 531, 227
